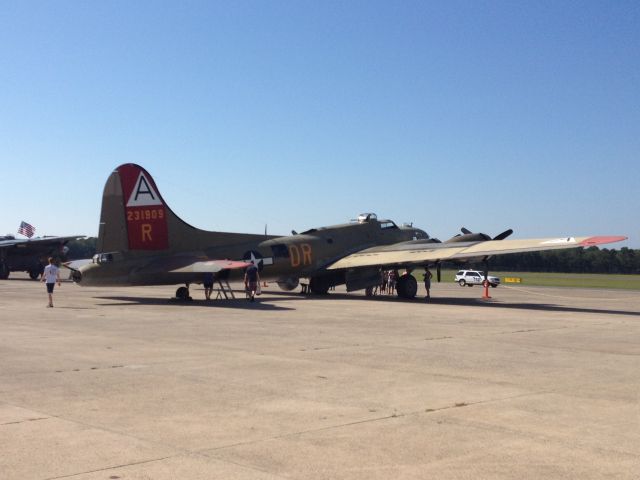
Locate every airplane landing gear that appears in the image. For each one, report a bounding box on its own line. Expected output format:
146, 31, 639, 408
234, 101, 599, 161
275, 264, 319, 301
175, 285, 192, 301
0, 262, 9, 280
396, 274, 417, 299
28, 264, 44, 280
309, 276, 331, 295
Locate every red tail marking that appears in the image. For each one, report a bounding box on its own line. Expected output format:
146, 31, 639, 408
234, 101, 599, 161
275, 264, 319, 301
118, 164, 169, 250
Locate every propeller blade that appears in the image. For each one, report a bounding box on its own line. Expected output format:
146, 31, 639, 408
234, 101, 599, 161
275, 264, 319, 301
493, 229, 513, 241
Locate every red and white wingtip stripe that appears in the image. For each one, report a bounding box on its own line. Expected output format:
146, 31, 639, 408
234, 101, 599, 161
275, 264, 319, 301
578, 236, 628, 247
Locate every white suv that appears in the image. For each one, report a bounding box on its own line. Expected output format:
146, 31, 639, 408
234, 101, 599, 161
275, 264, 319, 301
454, 270, 500, 287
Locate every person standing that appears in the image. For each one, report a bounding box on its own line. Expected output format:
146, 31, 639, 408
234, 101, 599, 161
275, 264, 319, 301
41, 257, 61, 307
387, 270, 397, 295
423, 267, 433, 299
244, 261, 260, 302
203, 272, 214, 300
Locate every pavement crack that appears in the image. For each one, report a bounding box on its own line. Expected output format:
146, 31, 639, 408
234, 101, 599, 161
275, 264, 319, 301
202, 391, 549, 455
1, 416, 49, 426
44, 457, 172, 480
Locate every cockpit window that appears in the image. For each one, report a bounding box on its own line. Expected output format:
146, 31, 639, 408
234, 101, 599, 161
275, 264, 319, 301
270, 244, 290, 258
380, 221, 398, 230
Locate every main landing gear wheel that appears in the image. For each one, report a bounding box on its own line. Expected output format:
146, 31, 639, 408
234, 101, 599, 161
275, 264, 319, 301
309, 277, 331, 295
175, 286, 191, 301
29, 266, 43, 280
0, 262, 9, 280
396, 274, 417, 299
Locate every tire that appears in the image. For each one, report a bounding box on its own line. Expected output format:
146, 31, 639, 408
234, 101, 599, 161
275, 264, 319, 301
29, 265, 44, 280
0, 262, 9, 280
310, 277, 330, 295
175, 286, 190, 300
458, 279, 466, 287
396, 275, 417, 299
491, 283, 497, 288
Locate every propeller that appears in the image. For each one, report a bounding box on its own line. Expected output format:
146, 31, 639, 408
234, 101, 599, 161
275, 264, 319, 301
492, 229, 513, 241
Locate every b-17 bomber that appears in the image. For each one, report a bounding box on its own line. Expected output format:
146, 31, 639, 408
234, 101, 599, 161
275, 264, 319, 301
73, 164, 626, 300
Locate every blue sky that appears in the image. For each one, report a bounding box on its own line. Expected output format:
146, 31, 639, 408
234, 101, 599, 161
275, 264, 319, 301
1, 1, 638, 248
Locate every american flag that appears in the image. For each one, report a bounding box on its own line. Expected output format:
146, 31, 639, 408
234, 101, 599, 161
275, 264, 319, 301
18, 221, 35, 238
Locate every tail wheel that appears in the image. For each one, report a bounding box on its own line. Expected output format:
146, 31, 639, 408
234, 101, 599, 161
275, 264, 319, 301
458, 279, 466, 287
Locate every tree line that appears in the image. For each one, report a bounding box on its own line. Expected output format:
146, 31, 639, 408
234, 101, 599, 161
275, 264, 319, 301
66, 238, 640, 274
472, 247, 640, 274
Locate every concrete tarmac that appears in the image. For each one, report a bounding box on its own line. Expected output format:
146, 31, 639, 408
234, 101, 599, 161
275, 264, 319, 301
1, 274, 639, 479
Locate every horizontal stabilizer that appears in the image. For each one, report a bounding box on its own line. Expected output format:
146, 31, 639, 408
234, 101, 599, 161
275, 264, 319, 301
170, 260, 251, 274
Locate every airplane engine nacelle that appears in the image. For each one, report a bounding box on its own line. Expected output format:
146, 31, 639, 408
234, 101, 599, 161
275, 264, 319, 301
277, 277, 299, 291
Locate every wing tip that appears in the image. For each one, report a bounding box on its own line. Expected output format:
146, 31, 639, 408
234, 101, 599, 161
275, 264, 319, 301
579, 236, 627, 247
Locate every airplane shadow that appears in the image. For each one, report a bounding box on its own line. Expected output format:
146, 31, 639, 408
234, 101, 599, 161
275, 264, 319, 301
92, 296, 295, 311
422, 297, 640, 317
263, 290, 640, 317
89, 289, 639, 317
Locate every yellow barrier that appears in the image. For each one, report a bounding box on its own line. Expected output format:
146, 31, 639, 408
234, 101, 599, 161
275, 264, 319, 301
504, 277, 522, 283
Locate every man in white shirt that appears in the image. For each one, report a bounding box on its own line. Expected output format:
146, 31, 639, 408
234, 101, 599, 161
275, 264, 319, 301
41, 257, 61, 307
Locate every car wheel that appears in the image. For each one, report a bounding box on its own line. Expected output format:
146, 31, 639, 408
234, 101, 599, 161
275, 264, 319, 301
458, 279, 466, 287
491, 283, 497, 288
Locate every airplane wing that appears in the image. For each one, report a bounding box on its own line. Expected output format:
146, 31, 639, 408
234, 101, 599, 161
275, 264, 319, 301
326, 236, 627, 270
169, 259, 251, 274
0, 235, 83, 249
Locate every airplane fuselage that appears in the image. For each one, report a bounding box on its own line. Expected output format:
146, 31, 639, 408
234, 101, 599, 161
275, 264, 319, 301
77, 218, 428, 293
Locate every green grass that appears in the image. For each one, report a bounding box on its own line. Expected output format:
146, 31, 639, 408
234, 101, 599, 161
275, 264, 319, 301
435, 269, 640, 290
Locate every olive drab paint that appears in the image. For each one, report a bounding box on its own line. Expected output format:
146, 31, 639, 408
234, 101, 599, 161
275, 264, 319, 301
119, 164, 169, 250
76, 163, 626, 299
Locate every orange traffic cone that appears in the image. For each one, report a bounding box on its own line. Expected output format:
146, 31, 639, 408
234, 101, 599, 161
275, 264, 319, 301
482, 280, 491, 299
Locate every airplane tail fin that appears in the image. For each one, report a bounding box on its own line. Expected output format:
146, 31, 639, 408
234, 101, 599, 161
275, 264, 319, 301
97, 164, 172, 253
97, 164, 267, 255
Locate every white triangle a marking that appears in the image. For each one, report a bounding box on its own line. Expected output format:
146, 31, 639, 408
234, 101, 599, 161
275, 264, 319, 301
126, 172, 162, 207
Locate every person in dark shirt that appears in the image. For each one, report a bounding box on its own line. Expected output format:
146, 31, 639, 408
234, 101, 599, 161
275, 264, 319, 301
244, 261, 260, 301
203, 272, 214, 300
423, 267, 433, 299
